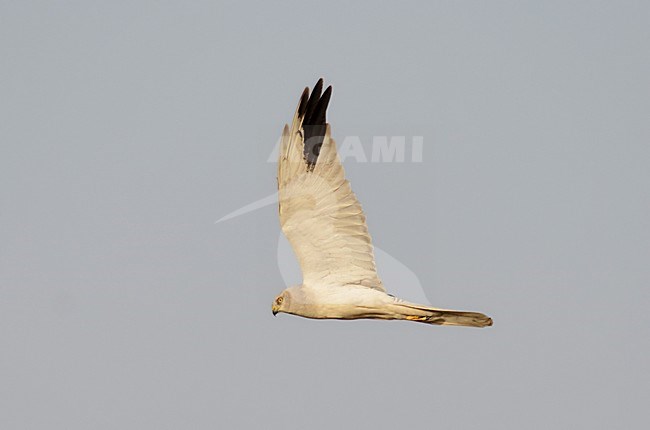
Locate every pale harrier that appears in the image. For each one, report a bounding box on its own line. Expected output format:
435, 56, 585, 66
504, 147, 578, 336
272, 79, 492, 328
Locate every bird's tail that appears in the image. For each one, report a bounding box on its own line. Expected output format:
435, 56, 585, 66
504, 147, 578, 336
394, 301, 493, 328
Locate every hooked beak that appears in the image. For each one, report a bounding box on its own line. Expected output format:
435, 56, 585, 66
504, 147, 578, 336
272, 305, 279, 316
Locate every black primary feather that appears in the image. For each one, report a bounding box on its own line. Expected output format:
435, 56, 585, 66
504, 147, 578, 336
301, 79, 331, 170
297, 87, 309, 118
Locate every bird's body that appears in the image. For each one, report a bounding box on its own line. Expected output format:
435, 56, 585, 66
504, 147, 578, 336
278, 284, 392, 320
272, 79, 493, 328
277, 285, 491, 326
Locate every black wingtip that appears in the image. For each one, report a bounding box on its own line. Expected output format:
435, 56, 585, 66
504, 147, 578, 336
297, 87, 309, 117
304, 79, 324, 122
313, 85, 332, 125
300, 79, 332, 170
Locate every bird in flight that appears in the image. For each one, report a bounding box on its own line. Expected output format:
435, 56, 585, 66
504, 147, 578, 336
272, 79, 493, 328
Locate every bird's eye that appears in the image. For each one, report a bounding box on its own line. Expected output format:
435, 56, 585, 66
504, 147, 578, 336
276, 297, 283, 305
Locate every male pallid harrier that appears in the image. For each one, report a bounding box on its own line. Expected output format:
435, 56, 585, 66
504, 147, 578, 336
272, 79, 492, 328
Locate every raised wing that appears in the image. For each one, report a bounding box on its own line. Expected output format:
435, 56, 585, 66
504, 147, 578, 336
277, 79, 384, 291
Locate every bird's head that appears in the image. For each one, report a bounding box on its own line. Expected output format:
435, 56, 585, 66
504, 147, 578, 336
271, 287, 298, 316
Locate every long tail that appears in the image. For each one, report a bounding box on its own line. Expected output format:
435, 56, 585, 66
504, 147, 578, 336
394, 301, 493, 328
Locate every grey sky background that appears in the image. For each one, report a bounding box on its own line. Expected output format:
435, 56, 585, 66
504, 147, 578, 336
1, 1, 649, 429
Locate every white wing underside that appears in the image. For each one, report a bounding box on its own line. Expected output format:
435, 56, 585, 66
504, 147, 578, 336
277, 89, 384, 292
